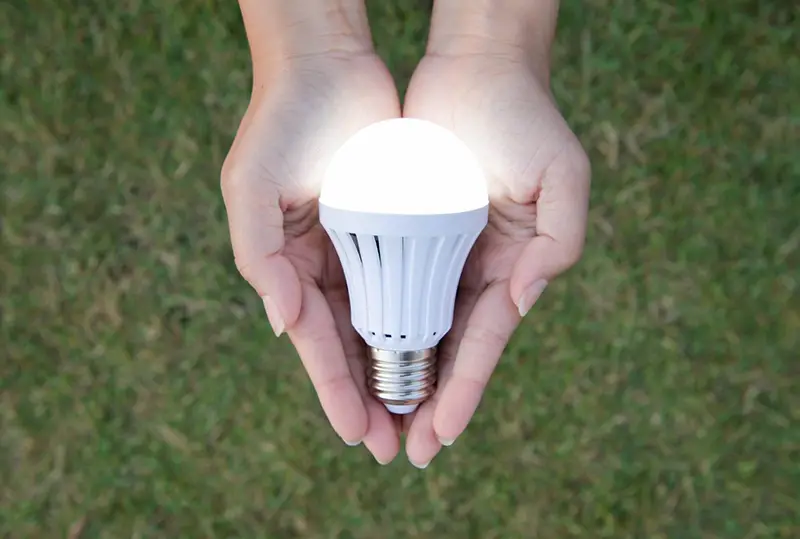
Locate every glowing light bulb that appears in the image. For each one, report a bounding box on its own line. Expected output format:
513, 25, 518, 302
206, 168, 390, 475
319, 118, 489, 414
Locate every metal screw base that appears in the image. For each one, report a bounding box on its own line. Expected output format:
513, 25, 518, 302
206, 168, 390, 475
367, 347, 437, 407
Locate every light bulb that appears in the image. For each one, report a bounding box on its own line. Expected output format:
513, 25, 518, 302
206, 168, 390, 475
319, 118, 489, 414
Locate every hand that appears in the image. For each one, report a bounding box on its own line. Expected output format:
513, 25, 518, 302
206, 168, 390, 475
220, 50, 403, 463
401, 52, 591, 466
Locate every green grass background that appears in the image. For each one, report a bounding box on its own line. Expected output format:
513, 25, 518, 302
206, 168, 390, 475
2, 0, 798, 537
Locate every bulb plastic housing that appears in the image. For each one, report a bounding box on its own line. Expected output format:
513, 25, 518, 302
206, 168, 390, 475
319, 119, 489, 414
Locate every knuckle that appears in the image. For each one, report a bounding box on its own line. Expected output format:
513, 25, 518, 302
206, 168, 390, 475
460, 324, 508, 351
563, 240, 585, 268
220, 156, 248, 197
234, 256, 259, 288
305, 327, 343, 348
317, 370, 353, 395
563, 133, 591, 182
572, 141, 592, 181
451, 366, 491, 393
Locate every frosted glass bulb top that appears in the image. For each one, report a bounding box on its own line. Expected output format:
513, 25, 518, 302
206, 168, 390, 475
319, 118, 488, 215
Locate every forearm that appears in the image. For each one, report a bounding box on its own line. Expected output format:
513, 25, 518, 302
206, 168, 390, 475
238, 0, 373, 77
427, 0, 559, 76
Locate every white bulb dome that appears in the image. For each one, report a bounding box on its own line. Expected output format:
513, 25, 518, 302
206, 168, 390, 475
319, 118, 488, 215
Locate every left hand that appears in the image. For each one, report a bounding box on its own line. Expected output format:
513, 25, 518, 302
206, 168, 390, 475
400, 53, 591, 467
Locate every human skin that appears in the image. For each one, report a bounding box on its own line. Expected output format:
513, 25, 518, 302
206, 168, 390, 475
222, 0, 590, 468
222, 0, 404, 464
400, 0, 591, 468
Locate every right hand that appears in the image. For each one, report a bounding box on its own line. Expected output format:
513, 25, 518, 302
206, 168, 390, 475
401, 52, 590, 467
220, 52, 402, 463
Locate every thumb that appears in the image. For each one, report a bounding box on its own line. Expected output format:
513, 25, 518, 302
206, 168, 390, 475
221, 163, 302, 336
510, 142, 591, 316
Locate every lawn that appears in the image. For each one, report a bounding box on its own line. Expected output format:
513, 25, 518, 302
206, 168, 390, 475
2, 0, 798, 537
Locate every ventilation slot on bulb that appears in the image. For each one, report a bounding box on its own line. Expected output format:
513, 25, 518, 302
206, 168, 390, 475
348, 233, 361, 261
324, 227, 480, 350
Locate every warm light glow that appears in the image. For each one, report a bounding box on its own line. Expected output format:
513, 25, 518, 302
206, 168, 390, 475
319, 118, 488, 215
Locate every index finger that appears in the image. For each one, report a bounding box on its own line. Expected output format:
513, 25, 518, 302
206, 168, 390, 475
288, 281, 369, 445
431, 281, 520, 444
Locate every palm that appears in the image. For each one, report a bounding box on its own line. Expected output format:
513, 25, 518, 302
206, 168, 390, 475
407, 54, 580, 278
231, 53, 400, 264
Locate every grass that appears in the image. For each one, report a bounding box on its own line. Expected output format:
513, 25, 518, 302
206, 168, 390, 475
1, 0, 798, 537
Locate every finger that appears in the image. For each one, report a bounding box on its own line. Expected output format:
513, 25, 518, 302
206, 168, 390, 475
324, 285, 400, 464
354, 364, 401, 464
510, 141, 591, 315
287, 281, 368, 445
220, 165, 302, 334
432, 281, 520, 445
403, 287, 480, 462
404, 397, 441, 469
435, 287, 482, 388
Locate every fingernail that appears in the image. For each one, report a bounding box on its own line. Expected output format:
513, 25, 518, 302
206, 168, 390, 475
261, 295, 285, 337
344, 439, 362, 447
517, 279, 548, 317
374, 455, 391, 466
438, 437, 455, 447
410, 459, 430, 469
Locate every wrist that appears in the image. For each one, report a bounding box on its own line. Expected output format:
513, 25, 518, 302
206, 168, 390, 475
239, 0, 374, 79
427, 0, 559, 79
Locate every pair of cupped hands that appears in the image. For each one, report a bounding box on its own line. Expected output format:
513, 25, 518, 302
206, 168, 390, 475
221, 41, 590, 467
